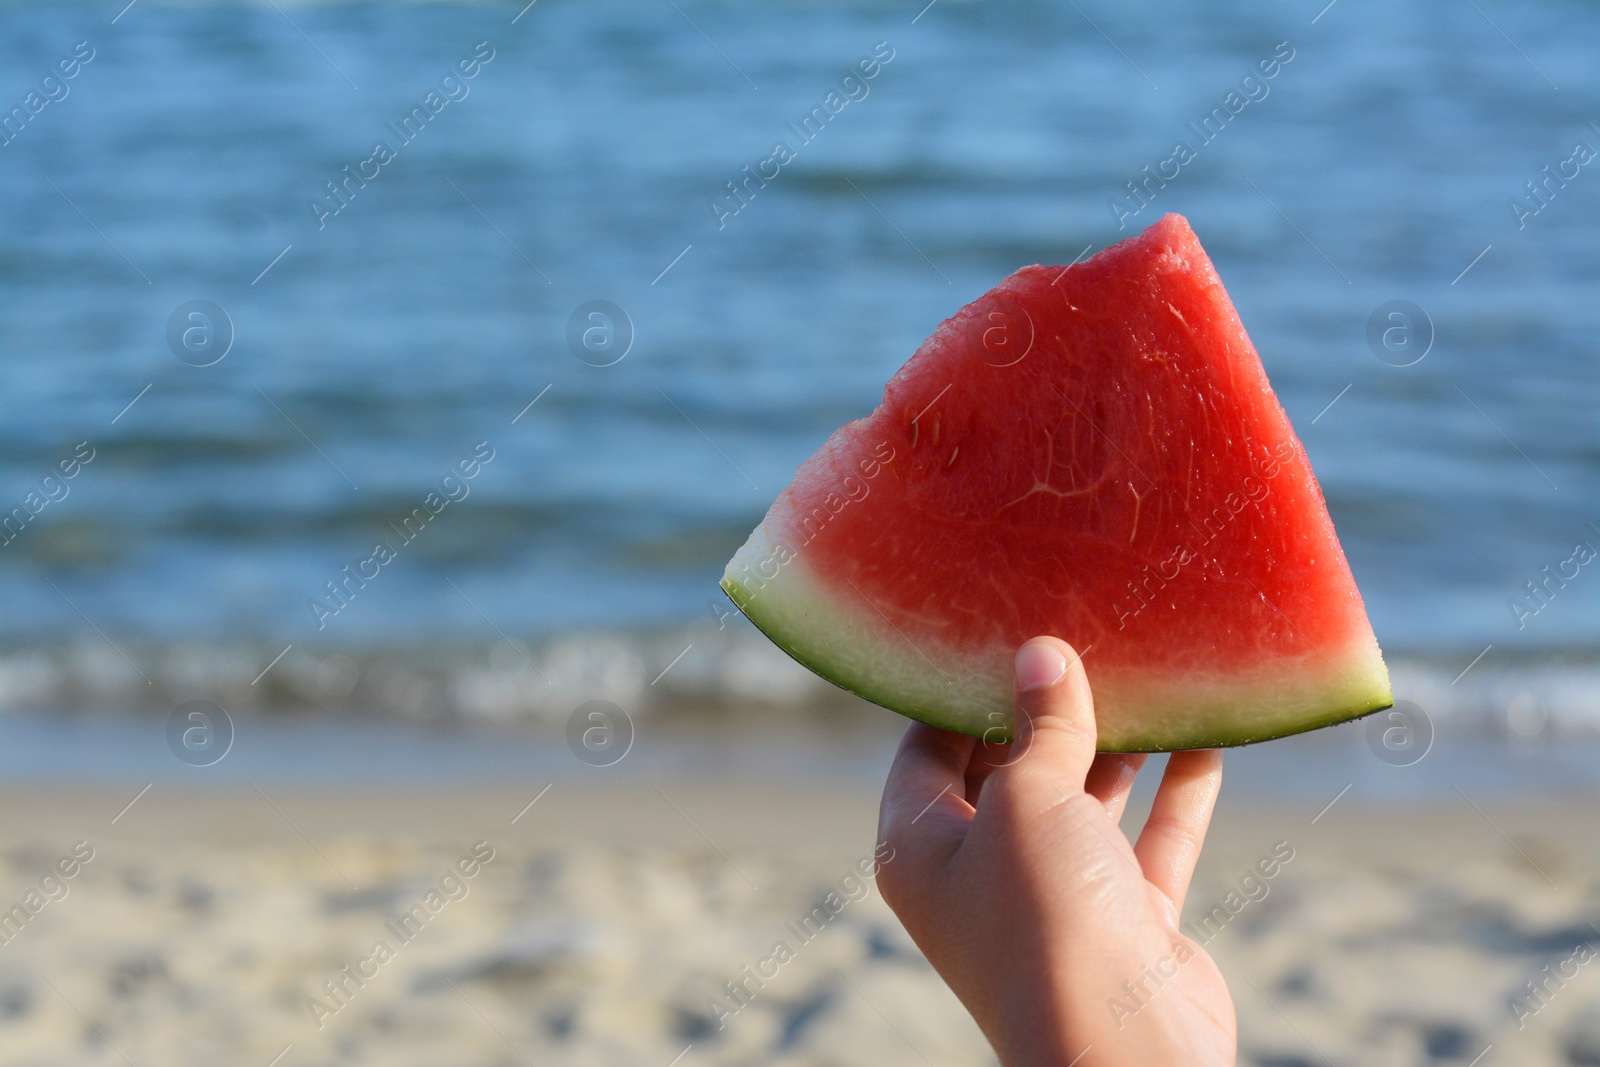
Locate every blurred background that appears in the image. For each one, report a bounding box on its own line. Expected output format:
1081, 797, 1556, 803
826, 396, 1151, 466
1, 1, 1597, 1065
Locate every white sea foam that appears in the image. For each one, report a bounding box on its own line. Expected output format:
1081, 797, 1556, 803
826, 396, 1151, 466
0, 631, 1594, 745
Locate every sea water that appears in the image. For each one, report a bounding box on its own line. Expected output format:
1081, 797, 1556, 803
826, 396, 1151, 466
0, 1, 1594, 785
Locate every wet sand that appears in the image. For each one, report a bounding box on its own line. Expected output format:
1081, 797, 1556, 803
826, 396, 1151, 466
2, 778, 1598, 1066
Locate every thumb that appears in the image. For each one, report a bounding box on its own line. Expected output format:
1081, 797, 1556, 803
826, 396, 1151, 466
1001, 637, 1098, 789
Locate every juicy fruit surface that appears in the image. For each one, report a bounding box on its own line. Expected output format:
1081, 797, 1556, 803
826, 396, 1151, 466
724, 214, 1391, 750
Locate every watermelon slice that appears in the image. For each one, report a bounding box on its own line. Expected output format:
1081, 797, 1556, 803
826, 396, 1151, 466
722, 214, 1391, 751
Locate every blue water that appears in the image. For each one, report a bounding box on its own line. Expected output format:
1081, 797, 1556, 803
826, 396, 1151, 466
1, 1, 1595, 679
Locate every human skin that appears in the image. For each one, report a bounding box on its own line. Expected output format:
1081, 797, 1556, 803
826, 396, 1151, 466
876, 637, 1236, 1066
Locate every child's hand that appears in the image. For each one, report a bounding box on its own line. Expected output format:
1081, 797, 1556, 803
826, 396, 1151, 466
877, 637, 1235, 1067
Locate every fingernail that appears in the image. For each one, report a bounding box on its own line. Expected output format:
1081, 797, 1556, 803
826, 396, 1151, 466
1015, 642, 1067, 691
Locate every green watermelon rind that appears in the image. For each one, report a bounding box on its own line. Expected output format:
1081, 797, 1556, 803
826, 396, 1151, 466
722, 526, 1394, 752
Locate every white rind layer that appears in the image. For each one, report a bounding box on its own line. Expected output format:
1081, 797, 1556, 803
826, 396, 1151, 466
721, 522, 1012, 734
722, 521, 1393, 751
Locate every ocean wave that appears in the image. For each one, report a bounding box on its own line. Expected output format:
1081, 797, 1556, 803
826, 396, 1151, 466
0, 629, 1594, 743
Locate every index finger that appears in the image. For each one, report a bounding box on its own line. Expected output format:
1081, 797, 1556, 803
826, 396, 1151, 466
878, 722, 976, 870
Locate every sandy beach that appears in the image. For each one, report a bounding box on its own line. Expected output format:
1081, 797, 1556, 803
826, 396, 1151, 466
2, 768, 1597, 1067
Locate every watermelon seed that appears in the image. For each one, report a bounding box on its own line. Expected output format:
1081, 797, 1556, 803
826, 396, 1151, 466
946, 447, 959, 469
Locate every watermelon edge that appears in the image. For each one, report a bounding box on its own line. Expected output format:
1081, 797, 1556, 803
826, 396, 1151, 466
723, 526, 1394, 752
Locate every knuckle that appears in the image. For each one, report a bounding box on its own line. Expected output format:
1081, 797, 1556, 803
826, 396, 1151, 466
1138, 811, 1198, 850
873, 852, 918, 912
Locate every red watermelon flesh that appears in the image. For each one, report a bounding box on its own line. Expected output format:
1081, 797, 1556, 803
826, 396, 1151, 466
722, 213, 1390, 751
